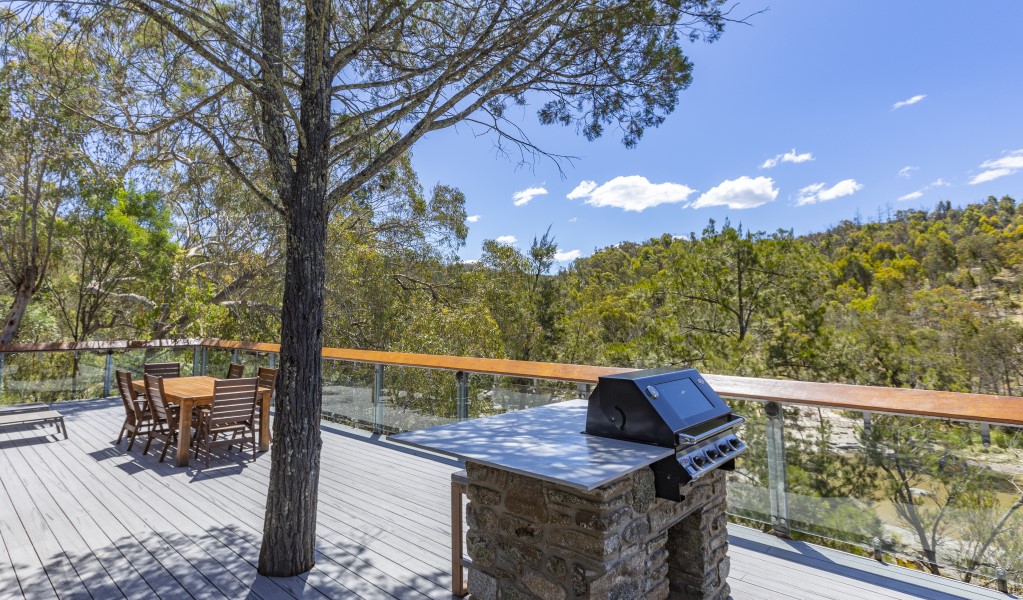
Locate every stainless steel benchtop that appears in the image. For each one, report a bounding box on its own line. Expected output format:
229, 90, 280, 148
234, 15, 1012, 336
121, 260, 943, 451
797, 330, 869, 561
389, 400, 673, 490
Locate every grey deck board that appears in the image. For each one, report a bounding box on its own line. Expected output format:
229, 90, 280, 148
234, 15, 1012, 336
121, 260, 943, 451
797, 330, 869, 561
0, 397, 1014, 600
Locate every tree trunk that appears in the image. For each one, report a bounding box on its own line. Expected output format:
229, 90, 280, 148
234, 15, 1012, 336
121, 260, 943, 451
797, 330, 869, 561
257, 173, 328, 576
258, 0, 331, 575
1, 278, 36, 344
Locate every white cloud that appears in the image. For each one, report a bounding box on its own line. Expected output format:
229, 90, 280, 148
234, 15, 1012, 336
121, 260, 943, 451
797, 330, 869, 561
466, 214, 480, 223
692, 176, 779, 210
796, 179, 863, 206
897, 177, 951, 202
554, 249, 581, 262
568, 217, 578, 223
892, 94, 926, 110
566, 175, 695, 212
760, 148, 814, 169
459, 258, 480, 265
512, 186, 548, 206
566, 181, 598, 199
495, 235, 517, 246
969, 150, 1023, 185
898, 166, 918, 178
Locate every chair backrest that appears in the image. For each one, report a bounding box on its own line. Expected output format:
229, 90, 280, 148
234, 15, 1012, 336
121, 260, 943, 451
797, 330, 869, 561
226, 363, 245, 379
144, 362, 181, 378
210, 378, 259, 428
115, 370, 139, 420
256, 367, 278, 396
144, 373, 171, 422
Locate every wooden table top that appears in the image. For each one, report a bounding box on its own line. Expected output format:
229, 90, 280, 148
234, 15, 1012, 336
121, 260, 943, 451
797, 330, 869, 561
132, 376, 269, 405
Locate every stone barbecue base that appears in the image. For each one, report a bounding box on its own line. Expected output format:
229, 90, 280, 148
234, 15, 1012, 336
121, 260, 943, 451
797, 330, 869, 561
465, 463, 730, 600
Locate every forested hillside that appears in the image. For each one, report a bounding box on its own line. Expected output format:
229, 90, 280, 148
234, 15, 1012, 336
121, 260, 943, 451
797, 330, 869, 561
544, 195, 1023, 396
6, 176, 1023, 398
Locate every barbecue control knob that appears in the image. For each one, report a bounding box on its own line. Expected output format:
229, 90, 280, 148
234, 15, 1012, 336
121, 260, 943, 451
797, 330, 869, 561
691, 455, 706, 469
706, 448, 721, 460
728, 438, 742, 450
718, 442, 732, 454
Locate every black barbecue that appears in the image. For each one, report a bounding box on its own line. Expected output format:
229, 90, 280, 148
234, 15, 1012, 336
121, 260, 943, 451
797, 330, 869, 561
585, 367, 746, 501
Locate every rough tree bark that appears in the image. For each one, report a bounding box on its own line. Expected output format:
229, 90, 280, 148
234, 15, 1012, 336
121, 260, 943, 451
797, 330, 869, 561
1, 275, 37, 344
257, 0, 331, 576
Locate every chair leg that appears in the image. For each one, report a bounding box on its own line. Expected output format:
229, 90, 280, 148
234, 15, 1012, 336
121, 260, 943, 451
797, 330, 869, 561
159, 433, 173, 463
127, 429, 137, 452
117, 420, 127, 444
142, 433, 153, 455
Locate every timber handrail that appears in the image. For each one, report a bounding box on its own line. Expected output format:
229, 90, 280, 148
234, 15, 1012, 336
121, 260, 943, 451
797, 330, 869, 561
2, 338, 1021, 426
205, 340, 1023, 426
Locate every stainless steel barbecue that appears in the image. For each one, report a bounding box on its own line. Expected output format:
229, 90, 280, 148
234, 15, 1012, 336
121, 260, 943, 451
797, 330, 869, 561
585, 367, 747, 501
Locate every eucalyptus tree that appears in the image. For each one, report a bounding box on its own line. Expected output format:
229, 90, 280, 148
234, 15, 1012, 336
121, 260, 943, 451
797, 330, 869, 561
8, 0, 744, 574
0, 18, 97, 343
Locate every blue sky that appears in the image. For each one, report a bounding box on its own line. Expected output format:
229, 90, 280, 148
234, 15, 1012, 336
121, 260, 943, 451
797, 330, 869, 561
411, 1, 1023, 264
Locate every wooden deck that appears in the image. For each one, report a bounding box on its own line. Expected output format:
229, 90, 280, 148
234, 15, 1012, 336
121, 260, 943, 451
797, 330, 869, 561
0, 398, 1013, 600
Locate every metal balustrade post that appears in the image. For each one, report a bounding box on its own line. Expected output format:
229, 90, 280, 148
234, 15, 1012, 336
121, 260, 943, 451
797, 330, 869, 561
996, 566, 1009, 594
193, 346, 200, 376
764, 401, 791, 538
71, 351, 79, 399
201, 346, 208, 375
981, 423, 992, 447
269, 352, 277, 369
102, 351, 114, 398
863, 411, 872, 434
0, 352, 5, 396
232, 349, 239, 364
373, 364, 385, 433
456, 371, 469, 421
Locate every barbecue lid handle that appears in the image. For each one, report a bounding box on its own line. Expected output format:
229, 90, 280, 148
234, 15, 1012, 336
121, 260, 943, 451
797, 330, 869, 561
676, 414, 746, 445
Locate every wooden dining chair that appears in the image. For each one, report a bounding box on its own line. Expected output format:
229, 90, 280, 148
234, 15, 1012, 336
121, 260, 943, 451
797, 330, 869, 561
144, 362, 181, 379
142, 373, 182, 462
226, 363, 245, 379
115, 370, 152, 452
194, 377, 259, 468
256, 367, 278, 444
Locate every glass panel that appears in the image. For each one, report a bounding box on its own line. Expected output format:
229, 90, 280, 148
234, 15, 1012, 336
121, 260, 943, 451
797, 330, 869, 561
0, 350, 109, 404
483, 376, 583, 414
233, 350, 268, 377
320, 359, 375, 429
780, 405, 1023, 587
722, 399, 772, 528
382, 366, 458, 432
122, 347, 199, 378
204, 348, 233, 378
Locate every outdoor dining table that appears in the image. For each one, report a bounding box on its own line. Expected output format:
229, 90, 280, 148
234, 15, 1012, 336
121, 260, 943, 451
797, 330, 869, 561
132, 375, 272, 467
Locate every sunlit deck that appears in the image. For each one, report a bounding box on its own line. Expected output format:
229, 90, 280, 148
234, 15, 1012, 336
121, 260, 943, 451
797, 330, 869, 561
0, 398, 1012, 600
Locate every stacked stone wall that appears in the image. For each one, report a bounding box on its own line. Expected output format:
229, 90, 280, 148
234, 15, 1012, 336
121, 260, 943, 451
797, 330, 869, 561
464, 462, 730, 600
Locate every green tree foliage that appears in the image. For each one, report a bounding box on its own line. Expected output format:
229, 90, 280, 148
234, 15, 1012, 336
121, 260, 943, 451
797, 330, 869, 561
0, 18, 99, 342
480, 228, 563, 362
48, 185, 174, 343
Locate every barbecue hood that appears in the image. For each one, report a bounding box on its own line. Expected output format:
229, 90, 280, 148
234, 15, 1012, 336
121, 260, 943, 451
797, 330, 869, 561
586, 367, 747, 500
